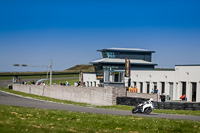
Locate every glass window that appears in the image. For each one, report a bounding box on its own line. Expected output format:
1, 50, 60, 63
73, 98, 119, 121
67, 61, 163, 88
102, 52, 120, 58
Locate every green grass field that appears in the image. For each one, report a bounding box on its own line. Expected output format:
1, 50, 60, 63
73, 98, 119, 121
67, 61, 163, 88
0, 105, 199, 133
0, 74, 79, 80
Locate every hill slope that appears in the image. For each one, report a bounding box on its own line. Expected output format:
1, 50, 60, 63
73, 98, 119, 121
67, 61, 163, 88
64, 65, 95, 73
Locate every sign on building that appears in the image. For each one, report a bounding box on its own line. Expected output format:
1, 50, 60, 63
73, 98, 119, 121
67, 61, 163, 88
125, 57, 131, 77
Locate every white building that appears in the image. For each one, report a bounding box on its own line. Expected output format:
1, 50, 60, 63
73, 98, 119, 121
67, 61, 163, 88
82, 48, 200, 102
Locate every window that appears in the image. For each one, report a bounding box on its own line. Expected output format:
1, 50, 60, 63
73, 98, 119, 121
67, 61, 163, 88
102, 52, 120, 58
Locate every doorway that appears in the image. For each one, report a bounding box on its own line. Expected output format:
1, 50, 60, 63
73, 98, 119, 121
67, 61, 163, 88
182, 82, 186, 96
114, 72, 119, 82
146, 82, 150, 93
161, 82, 165, 94
192, 82, 197, 102
140, 82, 143, 93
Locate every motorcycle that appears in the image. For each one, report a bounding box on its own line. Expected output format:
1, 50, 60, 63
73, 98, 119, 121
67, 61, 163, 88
132, 98, 154, 115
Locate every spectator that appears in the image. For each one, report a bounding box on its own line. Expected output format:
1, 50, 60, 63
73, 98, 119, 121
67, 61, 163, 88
151, 88, 154, 94
129, 86, 132, 92
134, 85, 138, 93
66, 81, 69, 86
31, 80, 35, 85
154, 89, 158, 94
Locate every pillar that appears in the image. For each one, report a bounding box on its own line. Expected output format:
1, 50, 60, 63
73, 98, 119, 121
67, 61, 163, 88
173, 82, 177, 100
177, 82, 182, 100
136, 82, 141, 93
157, 82, 162, 95
165, 82, 169, 95
196, 82, 200, 102
149, 81, 153, 94
143, 82, 146, 93
186, 82, 192, 102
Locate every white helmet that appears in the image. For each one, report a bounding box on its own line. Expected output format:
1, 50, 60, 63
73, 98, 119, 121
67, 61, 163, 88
149, 98, 153, 102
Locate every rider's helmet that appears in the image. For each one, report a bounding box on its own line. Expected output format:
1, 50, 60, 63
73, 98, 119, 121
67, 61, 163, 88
149, 98, 153, 102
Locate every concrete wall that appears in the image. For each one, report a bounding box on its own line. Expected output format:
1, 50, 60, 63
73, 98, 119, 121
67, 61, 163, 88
13, 84, 126, 105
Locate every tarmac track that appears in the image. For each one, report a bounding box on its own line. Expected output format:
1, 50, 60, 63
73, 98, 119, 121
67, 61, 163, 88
0, 91, 200, 121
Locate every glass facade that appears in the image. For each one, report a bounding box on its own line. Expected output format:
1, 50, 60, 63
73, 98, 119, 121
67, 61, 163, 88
102, 52, 120, 58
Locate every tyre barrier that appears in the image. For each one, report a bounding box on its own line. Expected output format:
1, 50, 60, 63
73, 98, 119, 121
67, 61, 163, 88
116, 97, 200, 110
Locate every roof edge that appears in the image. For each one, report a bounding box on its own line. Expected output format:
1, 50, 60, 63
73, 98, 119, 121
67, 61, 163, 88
97, 48, 155, 53
175, 64, 200, 66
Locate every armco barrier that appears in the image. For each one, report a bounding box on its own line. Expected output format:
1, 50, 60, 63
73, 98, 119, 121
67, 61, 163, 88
117, 97, 200, 110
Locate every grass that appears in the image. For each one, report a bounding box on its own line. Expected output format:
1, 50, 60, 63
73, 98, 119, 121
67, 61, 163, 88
0, 105, 199, 133
2, 76, 79, 87
1, 87, 200, 116
0, 74, 79, 80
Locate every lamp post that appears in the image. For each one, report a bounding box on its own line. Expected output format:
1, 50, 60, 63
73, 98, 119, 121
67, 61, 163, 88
13, 60, 53, 85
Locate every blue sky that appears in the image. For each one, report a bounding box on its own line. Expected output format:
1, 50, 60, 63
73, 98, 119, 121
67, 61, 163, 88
0, 0, 200, 72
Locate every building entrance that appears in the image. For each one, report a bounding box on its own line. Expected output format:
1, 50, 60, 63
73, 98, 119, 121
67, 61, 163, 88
182, 82, 186, 96
146, 82, 150, 93
140, 82, 143, 93
161, 82, 165, 94
192, 82, 197, 102
114, 73, 119, 82
153, 82, 157, 92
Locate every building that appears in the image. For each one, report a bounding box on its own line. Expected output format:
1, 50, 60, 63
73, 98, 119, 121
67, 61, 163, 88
82, 48, 200, 102
90, 48, 157, 84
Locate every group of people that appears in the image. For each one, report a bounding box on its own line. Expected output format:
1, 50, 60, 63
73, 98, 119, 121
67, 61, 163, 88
59, 81, 69, 86
21, 81, 27, 85
151, 88, 158, 94
21, 80, 35, 85
129, 85, 138, 93
129, 85, 159, 94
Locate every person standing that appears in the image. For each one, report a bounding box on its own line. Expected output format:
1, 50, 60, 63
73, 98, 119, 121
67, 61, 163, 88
66, 81, 69, 86
154, 89, 158, 94
151, 88, 154, 94
134, 85, 138, 93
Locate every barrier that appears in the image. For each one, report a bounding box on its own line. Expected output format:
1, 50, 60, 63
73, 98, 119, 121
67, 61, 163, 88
117, 97, 200, 110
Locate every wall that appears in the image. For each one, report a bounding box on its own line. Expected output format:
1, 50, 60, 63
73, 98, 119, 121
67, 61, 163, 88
117, 97, 200, 110
13, 84, 126, 105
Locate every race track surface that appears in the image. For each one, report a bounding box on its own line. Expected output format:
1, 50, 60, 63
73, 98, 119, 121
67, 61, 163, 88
0, 91, 200, 121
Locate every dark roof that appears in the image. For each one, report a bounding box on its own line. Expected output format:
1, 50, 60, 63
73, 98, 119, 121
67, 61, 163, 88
97, 48, 155, 53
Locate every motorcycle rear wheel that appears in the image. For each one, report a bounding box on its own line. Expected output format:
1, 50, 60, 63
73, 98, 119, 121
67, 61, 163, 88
132, 108, 138, 114
144, 107, 152, 115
